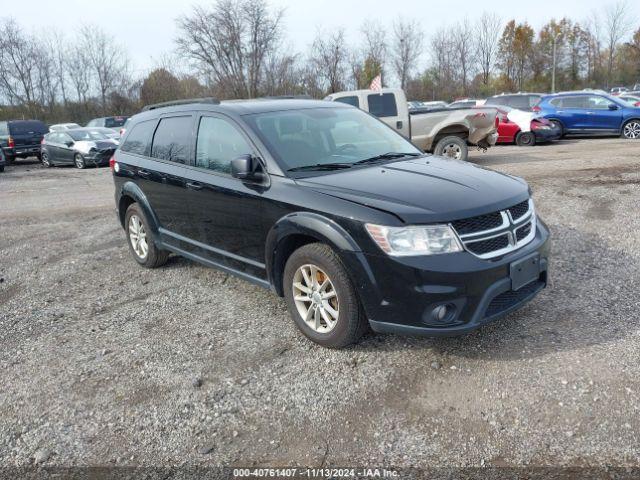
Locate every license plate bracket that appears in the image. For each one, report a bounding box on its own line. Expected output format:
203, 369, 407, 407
510, 253, 540, 291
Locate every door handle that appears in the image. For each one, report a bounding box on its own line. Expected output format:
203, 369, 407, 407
138, 169, 151, 178
186, 181, 203, 191
586, 111, 595, 115
396, 120, 403, 129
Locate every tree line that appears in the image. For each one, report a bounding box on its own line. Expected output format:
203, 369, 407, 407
0, 0, 638, 123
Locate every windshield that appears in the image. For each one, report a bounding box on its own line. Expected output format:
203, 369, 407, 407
68, 129, 109, 141
244, 107, 421, 174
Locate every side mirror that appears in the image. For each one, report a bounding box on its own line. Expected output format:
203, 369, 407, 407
608, 104, 619, 111
65, 141, 74, 147
231, 154, 264, 181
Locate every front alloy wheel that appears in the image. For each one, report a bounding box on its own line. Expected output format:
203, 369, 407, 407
128, 214, 149, 260
292, 264, 339, 333
74, 153, 85, 169
622, 121, 640, 139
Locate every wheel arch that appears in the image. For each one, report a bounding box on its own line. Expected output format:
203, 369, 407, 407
266, 212, 361, 297
622, 117, 640, 128
432, 124, 469, 146
117, 181, 160, 234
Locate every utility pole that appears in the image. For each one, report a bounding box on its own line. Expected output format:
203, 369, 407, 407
551, 32, 560, 93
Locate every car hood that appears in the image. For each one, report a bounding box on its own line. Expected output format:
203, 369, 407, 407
294, 156, 530, 224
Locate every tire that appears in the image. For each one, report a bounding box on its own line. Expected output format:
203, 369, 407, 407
283, 243, 368, 348
433, 136, 469, 161
124, 203, 169, 268
74, 153, 85, 169
41, 152, 52, 168
515, 131, 536, 146
621, 120, 640, 139
549, 120, 564, 138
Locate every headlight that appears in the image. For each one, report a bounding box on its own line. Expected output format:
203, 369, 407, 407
365, 223, 463, 256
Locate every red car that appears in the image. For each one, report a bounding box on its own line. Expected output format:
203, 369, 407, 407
495, 106, 561, 146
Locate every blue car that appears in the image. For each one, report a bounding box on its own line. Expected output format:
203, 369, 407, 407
536, 92, 640, 139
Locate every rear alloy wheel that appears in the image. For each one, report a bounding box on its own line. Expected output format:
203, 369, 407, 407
74, 153, 85, 169
124, 203, 169, 268
434, 136, 469, 161
622, 120, 640, 139
41, 152, 52, 167
549, 120, 564, 138
283, 243, 368, 348
515, 131, 536, 146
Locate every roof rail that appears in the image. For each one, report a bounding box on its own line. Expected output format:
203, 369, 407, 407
142, 97, 220, 111
259, 94, 313, 100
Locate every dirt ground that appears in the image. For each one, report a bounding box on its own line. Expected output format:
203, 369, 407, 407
0, 138, 639, 476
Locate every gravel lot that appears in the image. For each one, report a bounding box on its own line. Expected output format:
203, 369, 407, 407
1, 138, 639, 475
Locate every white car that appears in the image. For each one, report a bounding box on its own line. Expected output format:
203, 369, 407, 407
49, 123, 81, 132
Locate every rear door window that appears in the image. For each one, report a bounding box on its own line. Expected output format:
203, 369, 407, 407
0, 122, 7, 136
558, 96, 587, 109
121, 120, 156, 156
367, 93, 398, 117
335, 96, 360, 108
151, 116, 193, 164
510, 96, 531, 110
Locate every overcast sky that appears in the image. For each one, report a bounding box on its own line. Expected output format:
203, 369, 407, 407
12, 0, 640, 74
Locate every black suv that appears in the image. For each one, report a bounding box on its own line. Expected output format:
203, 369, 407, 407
485, 93, 543, 112
0, 120, 48, 163
112, 98, 550, 347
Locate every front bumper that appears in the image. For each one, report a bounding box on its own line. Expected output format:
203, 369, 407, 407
83, 151, 114, 166
341, 218, 550, 337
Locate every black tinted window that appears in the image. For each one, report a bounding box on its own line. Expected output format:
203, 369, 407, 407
196, 117, 253, 174
121, 120, 156, 156
556, 96, 587, 108
367, 93, 398, 117
509, 96, 532, 109
9, 121, 47, 135
105, 117, 128, 128
151, 116, 192, 164
335, 96, 360, 108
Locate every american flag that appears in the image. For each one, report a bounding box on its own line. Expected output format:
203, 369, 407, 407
369, 74, 382, 92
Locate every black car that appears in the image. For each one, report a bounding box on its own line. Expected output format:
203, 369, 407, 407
112, 98, 550, 348
41, 128, 118, 169
86, 116, 129, 131
485, 93, 544, 112
0, 120, 48, 163
0, 146, 6, 172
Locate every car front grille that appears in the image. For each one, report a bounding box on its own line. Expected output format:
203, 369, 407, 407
451, 211, 503, 235
484, 280, 544, 318
451, 199, 536, 259
508, 200, 529, 221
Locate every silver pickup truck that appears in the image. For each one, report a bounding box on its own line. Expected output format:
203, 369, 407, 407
325, 88, 498, 161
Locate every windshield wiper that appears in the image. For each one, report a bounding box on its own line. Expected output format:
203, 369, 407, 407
287, 162, 354, 172
353, 152, 421, 165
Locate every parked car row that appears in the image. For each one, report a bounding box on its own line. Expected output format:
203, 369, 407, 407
0, 116, 128, 170
406, 89, 640, 145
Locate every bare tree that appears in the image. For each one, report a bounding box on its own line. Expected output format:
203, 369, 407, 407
391, 17, 423, 89
79, 25, 130, 112
0, 19, 39, 112
176, 0, 283, 98
309, 28, 350, 94
476, 12, 502, 86
603, 0, 633, 87
66, 43, 91, 104
430, 28, 457, 100
452, 19, 474, 95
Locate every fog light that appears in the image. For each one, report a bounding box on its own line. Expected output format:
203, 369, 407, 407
430, 303, 456, 324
